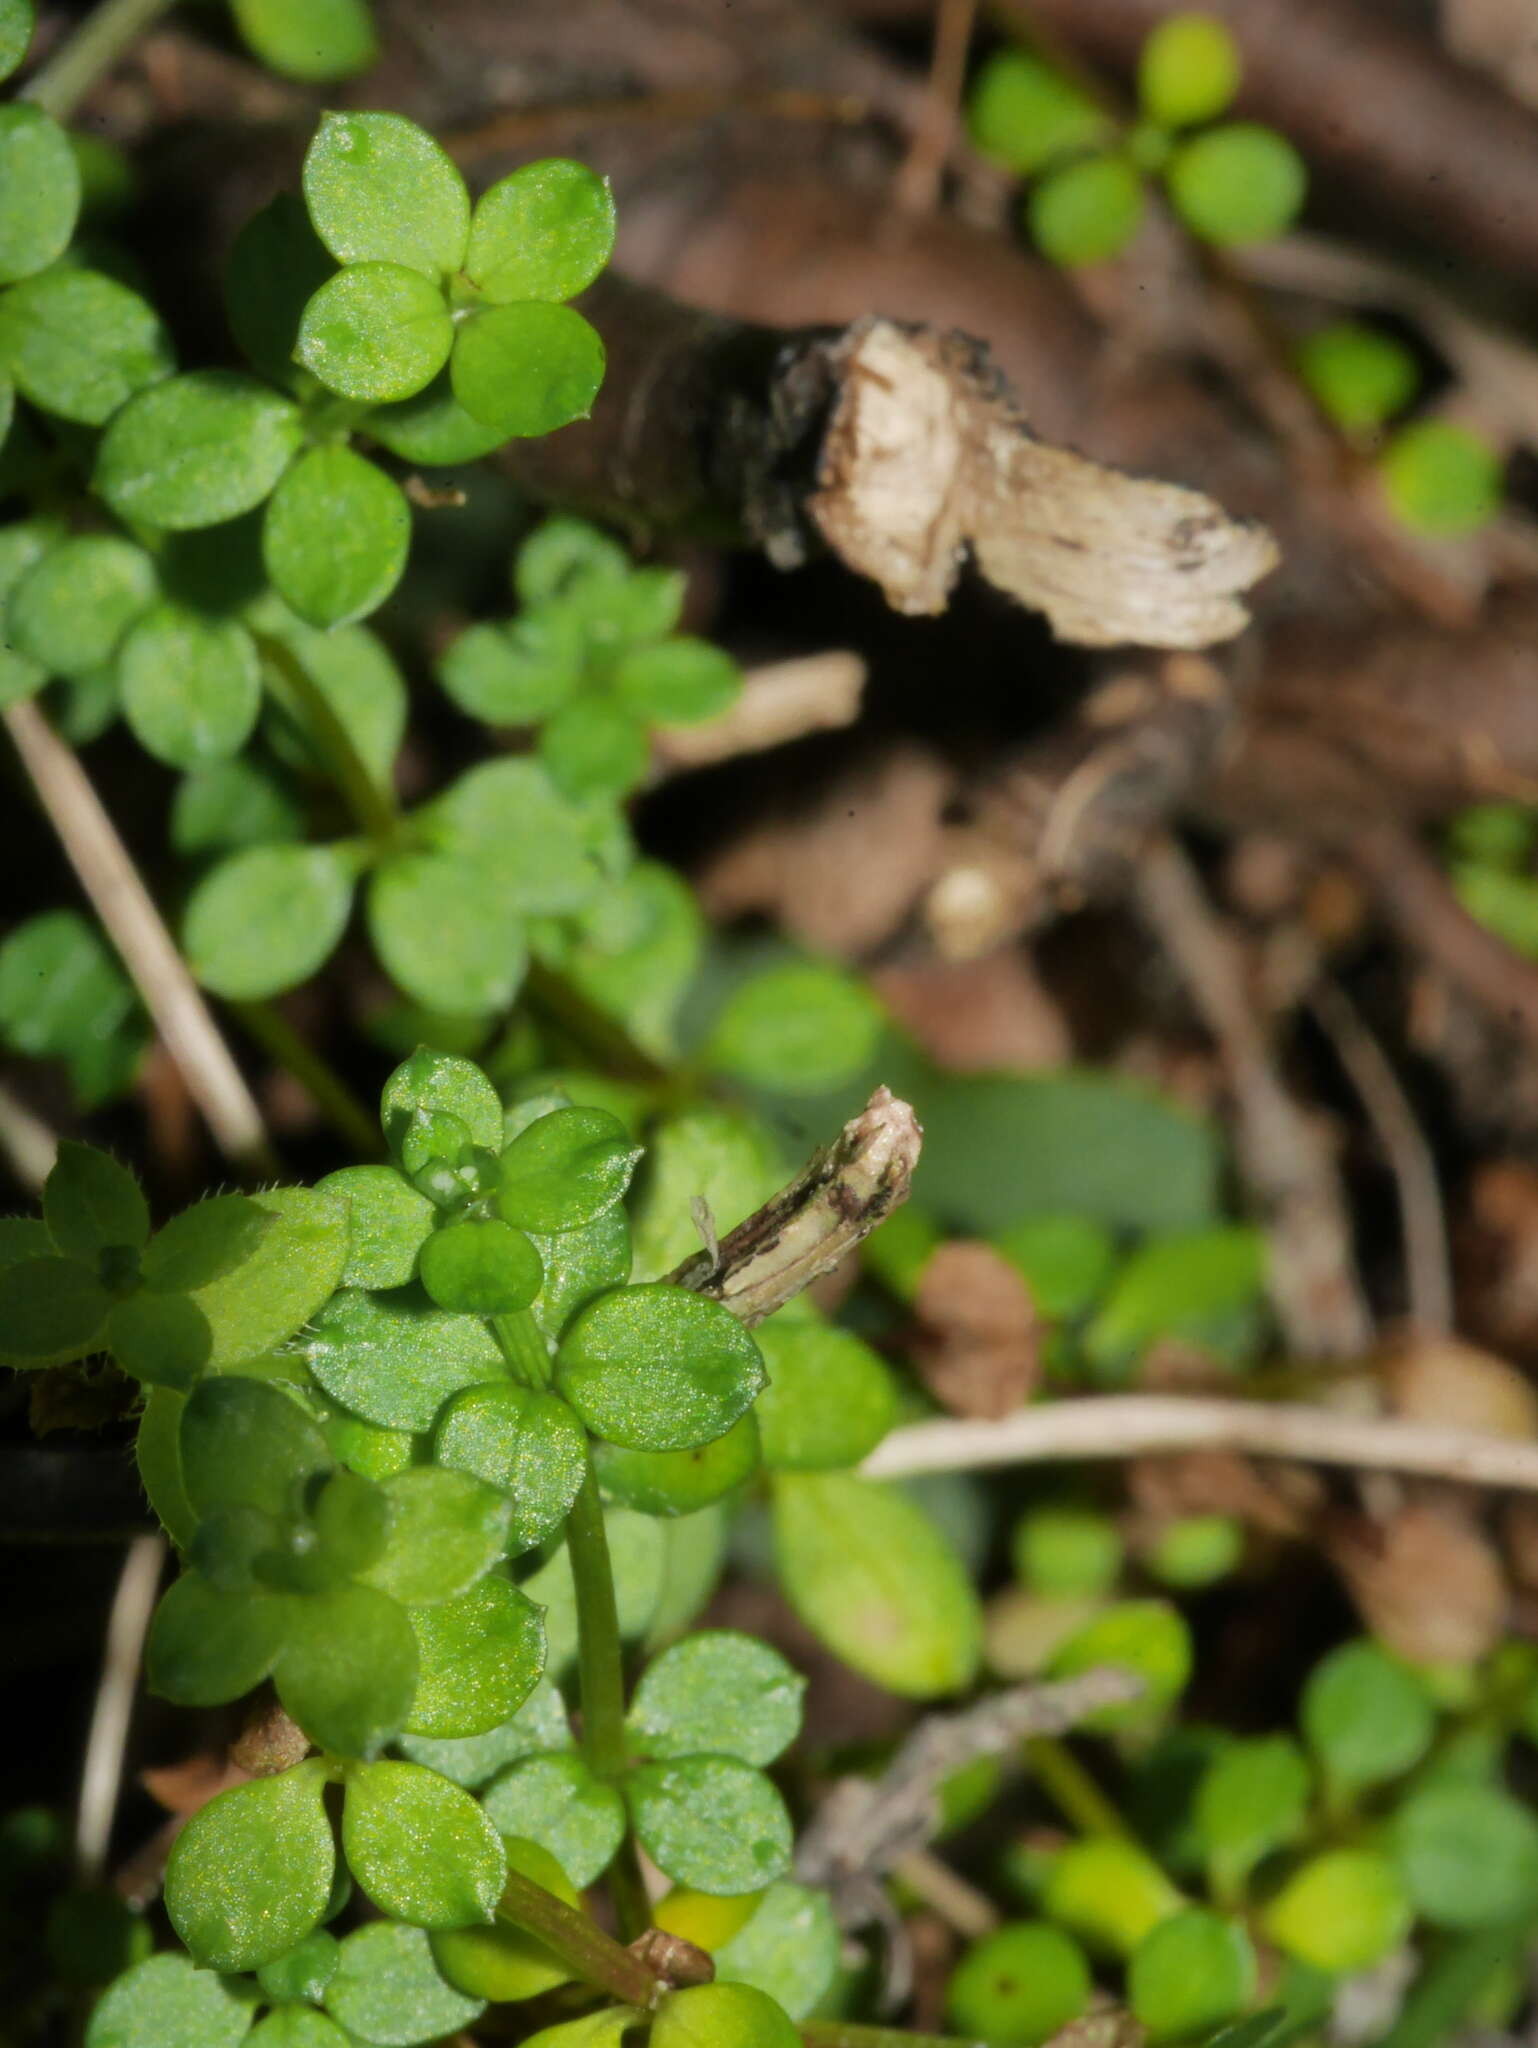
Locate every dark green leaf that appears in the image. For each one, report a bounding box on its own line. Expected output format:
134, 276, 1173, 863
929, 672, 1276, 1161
325, 1921, 485, 2046
438, 614, 582, 730
592, 1412, 760, 1517
435, 1381, 586, 1551
628, 1630, 803, 1767
304, 112, 470, 276
224, 191, 337, 386
500, 1106, 641, 1233
343, 1758, 505, 1926
264, 444, 411, 627
0, 1254, 108, 1360
276, 1580, 419, 1758
166, 1760, 335, 1970
1195, 1736, 1311, 1901
173, 757, 305, 857
142, 1192, 272, 1294
246, 2011, 350, 2048
0, 910, 141, 1094
771, 1472, 980, 1698
95, 371, 303, 530
304, 1284, 504, 1431
257, 1928, 341, 2008
464, 159, 615, 305
43, 1140, 148, 1257
118, 604, 261, 767
359, 1465, 512, 1606
85, 1952, 254, 2048
106, 1289, 210, 1388
556, 1282, 765, 1451
1084, 1224, 1266, 1369
231, 0, 376, 82
367, 850, 528, 1014
181, 1373, 332, 1520
482, 1751, 624, 1887
405, 1572, 547, 1738
366, 368, 506, 465
184, 843, 355, 999
418, 1218, 543, 1316
613, 636, 739, 725
628, 1756, 792, 1895
256, 603, 406, 788
752, 1316, 897, 1471
147, 1569, 288, 1704
6, 535, 156, 678
318, 1164, 435, 1289
296, 261, 453, 403
0, 106, 80, 285
450, 301, 604, 438
994, 1213, 1117, 1319
514, 516, 628, 606
0, 266, 171, 424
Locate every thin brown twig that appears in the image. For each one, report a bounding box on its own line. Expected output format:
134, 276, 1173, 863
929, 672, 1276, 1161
863, 1392, 1538, 1491
4, 701, 276, 1176
76, 1534, 164, 1886
1310, 979, 1453, 1334
1134, 836, 1373, 1358
892, 0, 982, 218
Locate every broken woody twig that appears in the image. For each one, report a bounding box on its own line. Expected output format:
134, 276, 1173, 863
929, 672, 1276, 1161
669, 1085, 922, 1325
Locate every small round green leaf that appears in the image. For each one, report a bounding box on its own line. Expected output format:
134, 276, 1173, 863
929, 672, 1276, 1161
709, 1880, 839, 2021
43, 1139, 147, 1258
500, 1105, 642, 1233
1012, 1503, 1124, 1599
325, 1921, 485, 2046
0, 106, 80, 284
343, 1758, 506, 1927
106, 1290, 210, 1389
276, 1580, 419, 1758
1195, 1734, 1310, 1898
1147, 1513, 1244, 1588
771, 1472, 981, 1698
1029, 153, 1145, 267
705, 960, 883, 1095
532, 1204, 632, 1342
382, 1046, 503, 1157
967, 49, 1108, 176
0, 267, 172, 424
230, 0, 376, 82
304, 1284, 503, 1432
464, 159, 615, 305
1138, 13, 1242, 127
556, 1282, 765, 1451
118, 604, 261, 768
1396, 1783, 1538, 1929
401, 1675, 569, 1785
1380, 419, 1503, 535
255, 606, 407, 787
1129, 1909, 1255, 2043
613, 636, 740, 725
1043, 1837, 1183, 1956
1166, 122, 1307, 245
367, 368, 507, 465
147, 1569, 287, 1704
1262, 1850, 1412, 1972
0, 910, 142, 1100
1301, 1639, 1435, 1793
264, 445, 410, 628
418, 1218, 543, 1316
95, 371, 303, 530
368, 850, 529, 1015
180, 1375, 331, 1525
6, 535, 156, 678
1296, 321, 1418, 436
318, 1165, 435, 1290
85, 1952, 253, 2048
427, 755, 602, 914
185, 843, 354, 1000
304, 112, 471, 276
628, 1631, 804, 1767
405, 1573, 547, 1739
0, 0, 33, 84
224, 191, 336, 387
652, 1985, 798, 2048
183, 1186, 347, 1367
947, 1922, 1091, 2047
538, 695, 648, 799
0, 1253, 109, 1360
427, 1838, 575, 2002
593, 1412, 760, 1518
166, 1759, 335, 1971
450, 301, 604, 438
628, 1755, 792, 1896
752, 1318, 897, 1471
257, 1928, 340, 2006
481, 1752, 624, 1887
436, 614, 581, 725
359, 1465, 512, 1606
435, 1381, 586, 1551
296, 261, 453, 403
1047, 1599, 1192, 1727
515, 516, 628, 604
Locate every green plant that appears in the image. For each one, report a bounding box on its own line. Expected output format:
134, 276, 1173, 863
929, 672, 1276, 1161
967, 12, 1306, 267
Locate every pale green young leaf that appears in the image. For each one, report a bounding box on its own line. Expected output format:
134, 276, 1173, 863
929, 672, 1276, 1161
450, 301, 604, 438
303, 112, 470, 276
367, 850, 528, 1015
296, 261, 453, 403
304, 1283, 504, 1431
185, 1184, 350, 1368
464, 159, 615, 305
231, 0, 376, 82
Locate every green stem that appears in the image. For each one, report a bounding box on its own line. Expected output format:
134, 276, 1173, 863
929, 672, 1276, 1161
21, 0, 177, 118
565, 1459, 651, 1940
227, 1000, 384, 1160
1024, 1736, 1129, 1839
802, 2025, 985, 2048
493, 1307, 553, 1387
495, 1866, 661, 2009
253, 632, 401, 848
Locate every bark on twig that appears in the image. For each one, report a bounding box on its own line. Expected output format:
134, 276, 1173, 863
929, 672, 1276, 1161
864, 1393, 1538, 1492
668, 1085, 922, 1323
